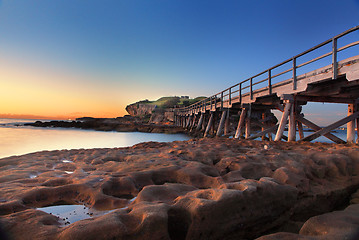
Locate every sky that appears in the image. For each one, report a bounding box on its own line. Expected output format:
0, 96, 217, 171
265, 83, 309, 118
0, 0, 358, 123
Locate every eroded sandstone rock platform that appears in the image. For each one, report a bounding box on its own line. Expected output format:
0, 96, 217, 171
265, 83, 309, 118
1, 139, 359, 239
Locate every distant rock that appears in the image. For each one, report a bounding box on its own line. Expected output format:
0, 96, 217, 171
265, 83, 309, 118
125, 96, 207, 124
125, 103, 157, 117
24, 117, 185, 134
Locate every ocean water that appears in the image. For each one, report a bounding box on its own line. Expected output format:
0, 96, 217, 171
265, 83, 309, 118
0, 119, 355, 159
266, 129, 353, 143
0, 119, 191, 159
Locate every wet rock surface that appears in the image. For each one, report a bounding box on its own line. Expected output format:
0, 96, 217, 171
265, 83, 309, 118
0, 138, 359, 239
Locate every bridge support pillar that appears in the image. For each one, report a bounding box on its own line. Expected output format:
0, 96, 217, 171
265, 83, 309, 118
224, 109, 230, 136
175, 115, 179, 126
216, 110, 227, 137
186, 115, 192, 129
196, 113, 204, 131
234, 106, 248, 139
297, 121, 304, 140
245, 106, 251, 139
190, 114, 197, 132
202, 113, 207, 131
204, 112, 214, 137
261, 113, 266, 141
275, 97, 293, 141
288, 101, 296, 142
347, 102, 358, 144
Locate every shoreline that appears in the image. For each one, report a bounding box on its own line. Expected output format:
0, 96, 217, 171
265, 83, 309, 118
1, 138, 359, 239
24, 117, 186, 134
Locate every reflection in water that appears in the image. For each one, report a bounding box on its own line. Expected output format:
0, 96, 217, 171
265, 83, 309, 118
37, 197, 138, 226
37, 204, 113, 226
0, 119, 190, 158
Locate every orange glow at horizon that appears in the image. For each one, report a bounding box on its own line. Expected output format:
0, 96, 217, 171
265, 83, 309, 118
0, 58, 138, 119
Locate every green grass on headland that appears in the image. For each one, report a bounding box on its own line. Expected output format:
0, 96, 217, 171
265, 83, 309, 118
138, 96, 207, 108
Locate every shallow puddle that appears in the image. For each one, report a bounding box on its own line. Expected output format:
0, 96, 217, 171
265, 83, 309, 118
37, 204, 113, 226
62, 159, 73, 163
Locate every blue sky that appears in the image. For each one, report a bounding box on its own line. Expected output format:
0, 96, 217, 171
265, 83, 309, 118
0, 0, 358, 124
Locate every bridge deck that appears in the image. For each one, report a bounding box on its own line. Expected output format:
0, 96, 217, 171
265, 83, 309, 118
174, 27, 359, 143
192, 56, 359, 114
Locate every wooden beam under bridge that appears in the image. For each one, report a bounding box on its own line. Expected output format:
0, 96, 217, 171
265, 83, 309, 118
300, 111, 359, 142
296, 115, 345, 144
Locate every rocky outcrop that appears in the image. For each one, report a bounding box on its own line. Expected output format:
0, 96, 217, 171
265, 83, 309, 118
126, 103, 157, 117
125, 96, 206, 124
24, 117, 185, 134
257, 204, 359, 240
126, 103, 174, 124
1, 139, 359, 239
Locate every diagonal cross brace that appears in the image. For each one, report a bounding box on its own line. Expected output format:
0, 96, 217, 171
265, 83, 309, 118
296, 115, 345, 144
300, 111, 359, 142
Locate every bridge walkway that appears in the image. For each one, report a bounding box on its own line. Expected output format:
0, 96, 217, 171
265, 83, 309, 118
174, 26, 359, 144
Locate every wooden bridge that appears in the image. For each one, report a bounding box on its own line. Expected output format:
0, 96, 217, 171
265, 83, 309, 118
174, 26, 359, 144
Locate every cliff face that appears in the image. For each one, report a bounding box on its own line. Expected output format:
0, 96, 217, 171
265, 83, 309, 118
126, 96, 206, 124
125, 104, 157, 117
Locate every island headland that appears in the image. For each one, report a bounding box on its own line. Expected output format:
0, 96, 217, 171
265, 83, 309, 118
24, 96, 207, 135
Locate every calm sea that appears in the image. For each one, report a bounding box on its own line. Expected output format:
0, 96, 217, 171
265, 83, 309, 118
0, 118, 191, 159
0, 119, 354, 159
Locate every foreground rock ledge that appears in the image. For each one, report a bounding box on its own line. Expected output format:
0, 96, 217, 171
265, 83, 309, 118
0, 139, 359, 240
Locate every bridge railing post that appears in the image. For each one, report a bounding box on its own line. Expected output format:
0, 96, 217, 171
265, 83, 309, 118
214, 95, 217, 110
239, 83, 242, 104
250, 78, 253, 100
229, 88, 232, 105
268, 69, 272, 95
332, 37, 338, 79
293, 57, 297, 90
221, 92, 223, 110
